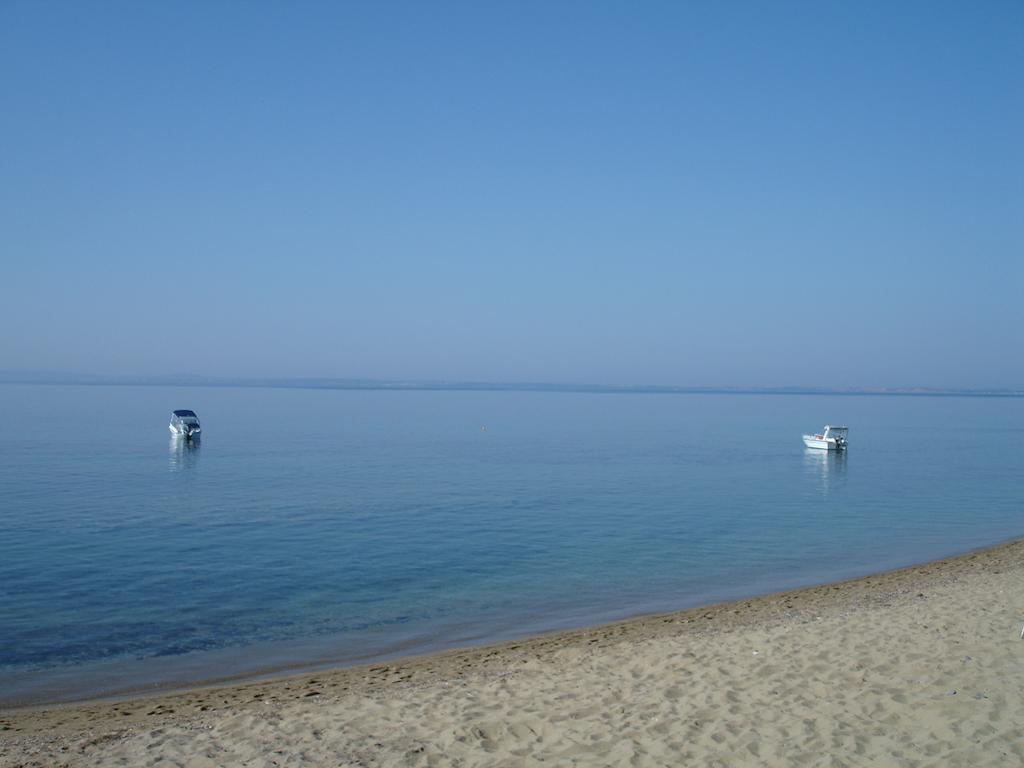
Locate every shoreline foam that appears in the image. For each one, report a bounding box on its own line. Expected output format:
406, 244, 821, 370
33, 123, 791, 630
3, 538, 1023, 766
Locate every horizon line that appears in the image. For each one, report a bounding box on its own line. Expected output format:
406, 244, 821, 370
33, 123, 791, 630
0, 370, 1020, 398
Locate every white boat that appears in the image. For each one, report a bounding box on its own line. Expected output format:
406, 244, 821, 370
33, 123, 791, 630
802, 425, 847, 450
169, 409, 201, 440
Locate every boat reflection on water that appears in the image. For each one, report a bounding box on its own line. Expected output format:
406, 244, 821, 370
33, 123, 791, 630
804, 446, 846, 496
169, 436, 200, 472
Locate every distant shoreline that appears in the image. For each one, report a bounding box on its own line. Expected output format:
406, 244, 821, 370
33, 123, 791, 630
1, 372, 1020, 398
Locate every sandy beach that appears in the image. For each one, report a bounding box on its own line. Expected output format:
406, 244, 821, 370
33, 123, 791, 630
3, 539, 1023, 767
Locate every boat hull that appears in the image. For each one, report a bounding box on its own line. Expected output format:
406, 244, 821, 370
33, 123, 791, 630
803, 436, 843, 450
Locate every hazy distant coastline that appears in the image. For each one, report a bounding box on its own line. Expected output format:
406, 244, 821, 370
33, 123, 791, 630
1, 370, 1020, 398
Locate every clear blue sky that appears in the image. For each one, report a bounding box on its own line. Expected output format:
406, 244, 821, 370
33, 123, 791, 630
2, 1, 1021, 388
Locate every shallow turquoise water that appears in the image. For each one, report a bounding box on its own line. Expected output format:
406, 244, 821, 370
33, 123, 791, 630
0, 384, 1021, 704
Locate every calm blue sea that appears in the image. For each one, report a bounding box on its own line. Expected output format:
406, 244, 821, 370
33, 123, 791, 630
1, 384, 1021, 705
